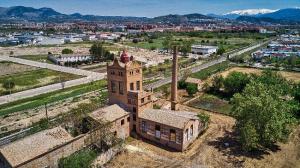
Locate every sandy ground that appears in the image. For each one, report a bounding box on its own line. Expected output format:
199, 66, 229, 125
106, 104, 300, 168
219, 67, 300, 82
0, 62, 39, 76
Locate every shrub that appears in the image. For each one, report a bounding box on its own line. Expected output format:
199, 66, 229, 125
197, 112, 210, 124
59, 148, 97, 168
178, 80, 187, 89
62, 48, 74, 54
186, 83, 198, 96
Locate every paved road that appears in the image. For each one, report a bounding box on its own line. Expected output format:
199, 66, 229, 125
144, 41, 270, 90
144, 56, 226, 90
0, 56, 105, 105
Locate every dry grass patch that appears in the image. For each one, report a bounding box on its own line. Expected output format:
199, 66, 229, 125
219, 67, 300, 82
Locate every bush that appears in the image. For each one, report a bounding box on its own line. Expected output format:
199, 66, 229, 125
197, 112, 210, 124
178, 80, 187, 89
148, 39, 154, 43
150, 46, 156, 50
223, 72, 250, 97
59, 148, 97, 168
132, 39, 139, 43
62, 48, 74, 54
217, 46, 225, 55
186, 83, 198, 96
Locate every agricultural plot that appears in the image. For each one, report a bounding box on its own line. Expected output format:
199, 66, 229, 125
0, 61, 38, 76
0, 68, 81, 96
188, 94, 232, 115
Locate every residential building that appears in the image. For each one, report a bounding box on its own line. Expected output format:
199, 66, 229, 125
191, 45, 218, 55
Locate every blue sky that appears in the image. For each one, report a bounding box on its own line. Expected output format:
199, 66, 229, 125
0, 0, 299, 17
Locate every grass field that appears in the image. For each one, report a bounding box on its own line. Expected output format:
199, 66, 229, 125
188, 94, 232, 115
124, 35, 261, 52
0, 80, 107, 117
191, 61, 230, 80
143, 57, 194, 78
0, 68, 81, 96
17, 55, 53, 64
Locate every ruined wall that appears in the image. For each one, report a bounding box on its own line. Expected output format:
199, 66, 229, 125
111, 114, 131, 139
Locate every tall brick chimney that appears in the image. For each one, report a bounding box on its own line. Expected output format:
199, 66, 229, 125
171, 46, 179, 111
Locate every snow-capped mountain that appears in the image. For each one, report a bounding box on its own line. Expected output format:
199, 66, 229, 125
225, 9, 278, 16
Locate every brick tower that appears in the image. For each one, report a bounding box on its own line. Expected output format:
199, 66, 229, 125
107, 50, 153, 131
171, 46, 179, 111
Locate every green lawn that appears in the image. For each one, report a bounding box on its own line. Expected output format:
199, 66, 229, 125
0, 80, 107, 117
0, 69, 81, 96
191, 61, 230, 80
188, 94, 232, 115
143, 57, 193, 78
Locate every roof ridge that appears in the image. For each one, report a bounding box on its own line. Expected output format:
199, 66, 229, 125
157, 109, 197, 119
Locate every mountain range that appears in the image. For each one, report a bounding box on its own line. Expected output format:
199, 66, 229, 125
0, 6, 299, 24
219, 8, 300, 23
0, 6, 149, 23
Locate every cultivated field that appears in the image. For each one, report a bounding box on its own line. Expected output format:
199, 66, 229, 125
0, 61, 38, 76
0, 80, 107, 135
0, 68, 81, 96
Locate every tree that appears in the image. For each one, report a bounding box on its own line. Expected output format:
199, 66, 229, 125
217, 46, 225, 55
90, 43, 114, 61
180, 39, 194, 56
223, 72, 250, 97
232, 82, 297, 151
62, 48, 74, 54
162, 35, 173, 53
210, 75, 224, 93
2, 79, 15, 91
186, 83, 198, 96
